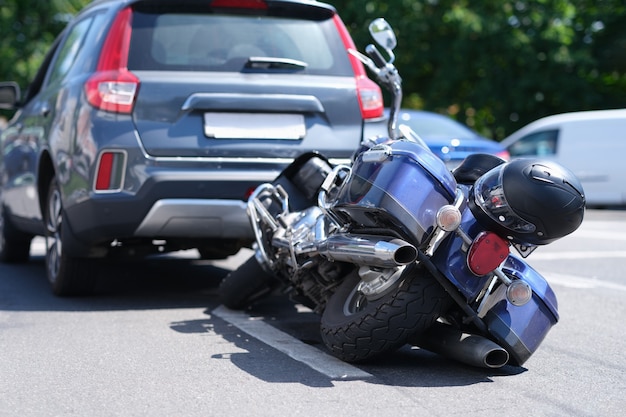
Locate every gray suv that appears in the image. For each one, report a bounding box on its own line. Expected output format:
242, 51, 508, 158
0, 0, 384, 295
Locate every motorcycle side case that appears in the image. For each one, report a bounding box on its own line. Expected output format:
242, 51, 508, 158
433, 210, 559, 366
332, 140, 457, 245
480, 256, 559, 366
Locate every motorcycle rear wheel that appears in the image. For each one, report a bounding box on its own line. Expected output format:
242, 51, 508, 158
320, 263, 451, 362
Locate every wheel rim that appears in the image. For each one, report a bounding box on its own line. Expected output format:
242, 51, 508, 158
342, 284, 370, 316
45, 187, 63, 282
342, 267, 406, 316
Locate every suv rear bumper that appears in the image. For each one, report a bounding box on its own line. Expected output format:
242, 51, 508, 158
133, 198, 251, 239
62, 148, 352, 250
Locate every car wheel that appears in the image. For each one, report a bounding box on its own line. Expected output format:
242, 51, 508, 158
198, 239, 242, 260
44, 177, 96, 296
0, 203, 32, 263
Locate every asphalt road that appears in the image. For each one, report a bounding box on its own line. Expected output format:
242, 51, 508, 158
1, 208, 624, 416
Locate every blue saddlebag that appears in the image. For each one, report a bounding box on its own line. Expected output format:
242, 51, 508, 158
332, 141, 456, 245
480, 255, 559, 366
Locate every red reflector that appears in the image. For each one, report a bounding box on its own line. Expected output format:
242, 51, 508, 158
211, 0, 267, 8
467, 231, 510, 276
96, 153, 115, 190
95, 151, 126, 191
244, 187, 257, 200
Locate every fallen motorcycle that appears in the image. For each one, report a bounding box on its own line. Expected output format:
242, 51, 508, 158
219, 18, 585, 368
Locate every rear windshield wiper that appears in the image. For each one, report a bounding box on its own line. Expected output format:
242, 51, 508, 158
245, 57, 308, 70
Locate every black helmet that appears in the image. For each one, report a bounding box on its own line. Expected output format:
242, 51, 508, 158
469, 158, 585, 245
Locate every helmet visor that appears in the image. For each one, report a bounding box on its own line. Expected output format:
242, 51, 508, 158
474, 165, 536, 234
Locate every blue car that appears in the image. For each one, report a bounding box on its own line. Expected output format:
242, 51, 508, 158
393, 109, 509, 169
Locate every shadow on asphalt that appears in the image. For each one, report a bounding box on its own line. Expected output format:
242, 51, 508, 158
170, 295, 526, 389
2, 250, 527, 388
0, 253, 229, 312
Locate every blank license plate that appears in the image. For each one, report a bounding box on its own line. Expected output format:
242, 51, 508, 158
204, 112, 305, 140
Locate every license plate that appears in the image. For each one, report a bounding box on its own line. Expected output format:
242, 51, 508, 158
204, 112, 305, 140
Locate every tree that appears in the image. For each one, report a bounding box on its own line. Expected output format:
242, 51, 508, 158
2, 0, 625, 139
331, 0, 626, 139
0, 0, 89, 121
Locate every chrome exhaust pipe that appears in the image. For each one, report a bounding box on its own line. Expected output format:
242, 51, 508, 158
317, 234, 417, 268
410, 322, 510, 369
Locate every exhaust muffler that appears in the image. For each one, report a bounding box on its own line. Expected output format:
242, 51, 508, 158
410, 322, 510, 369
317, 234, 418, 268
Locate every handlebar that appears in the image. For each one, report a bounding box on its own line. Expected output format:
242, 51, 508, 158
365, 44, 387, 69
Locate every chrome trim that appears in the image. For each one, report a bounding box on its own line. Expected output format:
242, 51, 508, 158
181, 92, 324, 113
131, 128, 351, 166
247, 183, 284, 269
317, 234, 417, 268
411, 322, 510, 369
317, 164, 351, 229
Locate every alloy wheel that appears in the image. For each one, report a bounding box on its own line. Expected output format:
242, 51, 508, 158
45, 187, 63, 283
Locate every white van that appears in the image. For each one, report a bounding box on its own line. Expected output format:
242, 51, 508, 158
500, 109, 626, 206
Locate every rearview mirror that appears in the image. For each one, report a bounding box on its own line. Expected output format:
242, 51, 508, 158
369, 18, 396, 52
0, 82, 20, 110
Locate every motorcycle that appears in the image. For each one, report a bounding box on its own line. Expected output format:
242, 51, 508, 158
219, 18, 585, 368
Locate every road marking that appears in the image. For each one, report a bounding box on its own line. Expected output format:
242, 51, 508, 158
530, 250, 626, 260
573, 230, 626, 241
212, 305, 372, 380
543, 272, 626, 292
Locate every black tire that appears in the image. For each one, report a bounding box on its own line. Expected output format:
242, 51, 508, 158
44, 177, 96, 296
320, 263, 451, 362
0, 204, 32, 263
198, 239, 242, 260
219, 256, 279, 309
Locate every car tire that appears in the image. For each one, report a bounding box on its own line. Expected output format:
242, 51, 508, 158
0, 204, 32, 263
198, 239, 242, 260
44, 177, 96, 296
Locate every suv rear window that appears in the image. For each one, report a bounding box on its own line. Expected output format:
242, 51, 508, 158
128, 11, 353, 76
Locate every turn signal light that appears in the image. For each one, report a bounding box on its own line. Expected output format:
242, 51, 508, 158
436, 205, 462, 231
467, 231, 509, 276
506, 280, 533, 306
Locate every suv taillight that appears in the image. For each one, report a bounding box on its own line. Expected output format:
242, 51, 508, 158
356, 77, 384, 119
85, 7, 139, 114
333, 15, 384, 120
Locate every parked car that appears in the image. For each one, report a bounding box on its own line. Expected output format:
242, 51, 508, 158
390, 109, 509, 170
500, 108, 626, 207
0, 0, 384, 295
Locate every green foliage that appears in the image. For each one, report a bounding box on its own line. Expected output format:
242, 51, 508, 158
0, 0, 90, 121
0, 0, 89, 88
1, 0, 625, 139
331, 0, 626, 139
